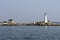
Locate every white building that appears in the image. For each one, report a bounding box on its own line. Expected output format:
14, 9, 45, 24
44, 13, 48, 23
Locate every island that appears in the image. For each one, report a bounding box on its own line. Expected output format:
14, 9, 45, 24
0, 13, 60, 26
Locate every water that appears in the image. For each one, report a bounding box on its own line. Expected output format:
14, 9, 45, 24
0, 26, 60, 40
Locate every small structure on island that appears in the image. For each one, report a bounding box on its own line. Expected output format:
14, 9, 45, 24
8, 19, 15, 25
33, 22, 36, 24
8, 19, 14, 23
2, 19, 18, 26
3, 21, 8, 25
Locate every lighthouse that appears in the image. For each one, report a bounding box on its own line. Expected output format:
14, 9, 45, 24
44, 13, 48, 23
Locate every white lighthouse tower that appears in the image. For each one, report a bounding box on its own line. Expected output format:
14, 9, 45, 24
44, 13, 48, 23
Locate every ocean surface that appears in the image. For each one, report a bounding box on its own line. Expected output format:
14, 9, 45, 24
0, 26, 60, 40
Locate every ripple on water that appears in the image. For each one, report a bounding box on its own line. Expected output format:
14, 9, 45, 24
0, 26, 60, 40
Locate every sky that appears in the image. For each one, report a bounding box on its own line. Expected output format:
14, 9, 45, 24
0, 0, 60, 23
